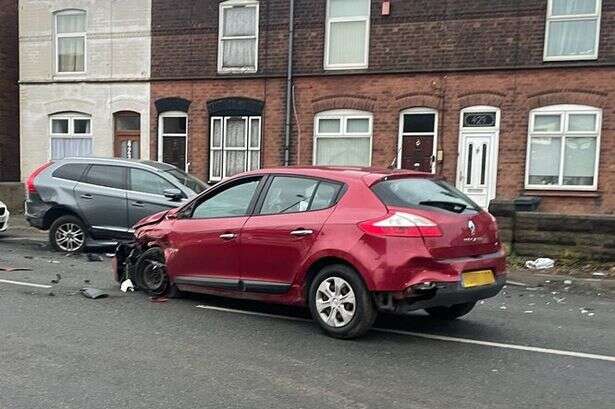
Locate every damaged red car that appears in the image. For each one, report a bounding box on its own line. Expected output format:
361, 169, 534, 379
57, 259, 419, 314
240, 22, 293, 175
114, 167, 506, 339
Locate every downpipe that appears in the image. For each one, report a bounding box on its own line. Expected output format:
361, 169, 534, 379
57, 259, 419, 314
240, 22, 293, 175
283, 0, 295, 166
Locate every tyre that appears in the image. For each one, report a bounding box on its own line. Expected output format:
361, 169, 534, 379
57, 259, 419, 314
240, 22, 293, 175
425, 302, 476, 320
134, 247, 180, 297
49, 215, 87, 253
308, 264, 377, 339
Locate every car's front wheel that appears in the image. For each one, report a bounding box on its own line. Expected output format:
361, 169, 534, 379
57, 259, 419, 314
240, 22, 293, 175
49, 215, 87, 253
308, 264, 377, 339
425, 302, 476, 320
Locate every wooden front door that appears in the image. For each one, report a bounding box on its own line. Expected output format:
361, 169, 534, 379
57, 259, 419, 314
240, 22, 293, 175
401, 135, 434, 173
114, 112, 141, 159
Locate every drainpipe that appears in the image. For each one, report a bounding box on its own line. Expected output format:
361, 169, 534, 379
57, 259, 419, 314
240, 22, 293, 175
283, 0, 295, 166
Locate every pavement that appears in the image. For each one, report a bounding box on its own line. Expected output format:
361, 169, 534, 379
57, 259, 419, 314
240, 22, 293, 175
1, 222, 614, 409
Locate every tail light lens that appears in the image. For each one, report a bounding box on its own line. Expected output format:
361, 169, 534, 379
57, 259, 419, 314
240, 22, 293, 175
26, 161, 53, 194
359, 212, 443, 238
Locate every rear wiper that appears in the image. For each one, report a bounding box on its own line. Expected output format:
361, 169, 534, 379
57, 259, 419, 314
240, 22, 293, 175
419, 201, 469, 213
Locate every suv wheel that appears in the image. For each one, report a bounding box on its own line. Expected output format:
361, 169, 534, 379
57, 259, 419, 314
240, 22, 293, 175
309, 264, 377, 339
425, 302, 476, 320
49, 215, 86, 253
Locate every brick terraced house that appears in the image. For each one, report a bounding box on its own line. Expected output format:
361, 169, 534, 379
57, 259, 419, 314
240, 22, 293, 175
0, 0, 19, 181
150, 0, 615, 215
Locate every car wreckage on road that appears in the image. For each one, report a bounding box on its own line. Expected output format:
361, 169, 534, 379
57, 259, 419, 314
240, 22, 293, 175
114, 167, 506, 339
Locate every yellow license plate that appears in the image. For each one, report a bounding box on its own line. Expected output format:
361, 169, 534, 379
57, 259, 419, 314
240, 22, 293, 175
462, 270, 495, 288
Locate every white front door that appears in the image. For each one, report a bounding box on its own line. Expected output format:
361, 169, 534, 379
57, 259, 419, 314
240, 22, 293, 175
458, 133, 496, 208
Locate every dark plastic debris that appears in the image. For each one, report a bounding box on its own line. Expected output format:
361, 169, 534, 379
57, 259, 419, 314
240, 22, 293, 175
86, 254, 104, 262
80, 287, 109, 299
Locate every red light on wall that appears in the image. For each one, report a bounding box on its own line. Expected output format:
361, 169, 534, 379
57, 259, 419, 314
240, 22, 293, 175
382, 0, 391, 16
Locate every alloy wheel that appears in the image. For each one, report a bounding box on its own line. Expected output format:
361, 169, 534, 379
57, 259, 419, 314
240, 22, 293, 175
316, 277, 356, 328
54, 223, 85, 252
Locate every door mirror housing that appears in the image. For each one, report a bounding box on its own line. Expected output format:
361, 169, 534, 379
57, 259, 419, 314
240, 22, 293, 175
164, 188, 184, 201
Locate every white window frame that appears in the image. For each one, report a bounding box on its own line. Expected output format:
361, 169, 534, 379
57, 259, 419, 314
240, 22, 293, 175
397, 108, 439, 173
218, 0, 259, 73
55, 9, 87, 74
525, 104, 601, 191
158, 111, 189, 172
313, 109, 373, 166
210, 115, 261, 182
543, 0, 601, 61
49, 113, 93, 159
324, 0, 371, 70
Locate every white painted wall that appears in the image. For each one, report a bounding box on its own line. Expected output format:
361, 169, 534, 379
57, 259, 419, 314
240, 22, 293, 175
19, 0, 151, 179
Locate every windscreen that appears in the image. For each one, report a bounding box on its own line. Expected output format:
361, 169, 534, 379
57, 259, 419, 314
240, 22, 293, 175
371, 177, 480, 214
165, 169, 207, 194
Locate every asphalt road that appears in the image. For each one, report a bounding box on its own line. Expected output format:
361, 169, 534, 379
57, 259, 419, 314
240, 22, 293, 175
1, 231, 614, 409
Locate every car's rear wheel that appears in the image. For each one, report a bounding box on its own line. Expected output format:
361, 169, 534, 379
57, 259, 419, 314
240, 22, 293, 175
308, 264, 376, 339
425, 302, 476, 320
49, 215, 86, 253
134, 247, 181, 298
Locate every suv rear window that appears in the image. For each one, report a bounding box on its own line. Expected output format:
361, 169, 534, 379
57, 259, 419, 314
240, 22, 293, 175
372, 178, 479, 213
52, 163, 88, 181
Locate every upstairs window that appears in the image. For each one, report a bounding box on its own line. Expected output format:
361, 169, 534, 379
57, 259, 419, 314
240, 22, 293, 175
544, 0, 601, 61
526, 105, 601, 190
325, 0, 370, 70
218, 0, 259, 73
55, 10, 86, 73
50, 113, 92, 159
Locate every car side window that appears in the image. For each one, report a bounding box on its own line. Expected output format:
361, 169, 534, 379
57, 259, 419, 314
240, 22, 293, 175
52, 163, 88, 181
259, 177, 320, 215
129, 168, 177, 196
82, 165, 126, 190
311, 182, 340, 211
192, 178, 261, 219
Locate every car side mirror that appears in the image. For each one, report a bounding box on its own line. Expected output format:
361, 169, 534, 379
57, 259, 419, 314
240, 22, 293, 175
164, 188, 184, 201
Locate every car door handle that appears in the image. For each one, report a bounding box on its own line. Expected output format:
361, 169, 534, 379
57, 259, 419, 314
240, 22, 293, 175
219, 233, 238, 240
80, 194, 93, 200
131, 201, 145, 208
290, 229, 314, 237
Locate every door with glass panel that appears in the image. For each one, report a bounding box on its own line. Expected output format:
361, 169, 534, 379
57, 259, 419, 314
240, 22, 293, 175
114, 112, 141, 159
210, 116, 261, 181
459, 134, 494, 208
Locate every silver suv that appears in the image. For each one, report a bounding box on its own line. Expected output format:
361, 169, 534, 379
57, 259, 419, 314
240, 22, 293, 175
25, 158, 207, 252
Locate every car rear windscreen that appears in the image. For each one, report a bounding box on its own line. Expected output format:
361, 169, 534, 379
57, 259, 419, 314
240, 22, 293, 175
371, 177, 480, 213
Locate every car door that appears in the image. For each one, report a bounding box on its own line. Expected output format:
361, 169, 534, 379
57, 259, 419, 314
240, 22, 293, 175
239, 176, 343, 291
127, 167, 187, 228
74, 164, 129, 237
166, 176, 264, 289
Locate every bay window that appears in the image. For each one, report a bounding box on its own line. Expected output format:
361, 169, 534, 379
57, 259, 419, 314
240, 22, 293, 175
50, 114, 92, 159
55, 10, 86, 73
210, 116, 261, 181
218, 0, 259, 73
526, 105, 601, 190
544, 0, 601, 61
325, 0, 370, 69
314, 110, 372, 166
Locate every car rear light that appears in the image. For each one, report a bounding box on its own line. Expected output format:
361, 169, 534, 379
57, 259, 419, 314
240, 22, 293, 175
26, 161, 53, 194
359, 212, 443, 238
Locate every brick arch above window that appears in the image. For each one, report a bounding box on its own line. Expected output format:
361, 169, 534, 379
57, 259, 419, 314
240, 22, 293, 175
155, 97, 192, 114
395, 93, 443, 111
44, 99, 95, 116
526, 91, 607, 110
311, 95, 376, 114
206, 97, 264, 117
457, 92, 505, 109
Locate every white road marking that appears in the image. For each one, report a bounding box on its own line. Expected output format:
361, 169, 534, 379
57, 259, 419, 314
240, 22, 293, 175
196, 305, 615, 363
0, 279, 52, 289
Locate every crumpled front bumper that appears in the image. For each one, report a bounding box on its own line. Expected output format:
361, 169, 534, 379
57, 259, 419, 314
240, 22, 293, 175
376, 276, 506, 313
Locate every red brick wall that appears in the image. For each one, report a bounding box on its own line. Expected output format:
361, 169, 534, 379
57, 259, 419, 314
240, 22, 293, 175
152, 66, 615, 215
0, 0, 19, 181
151, 0, 615, 78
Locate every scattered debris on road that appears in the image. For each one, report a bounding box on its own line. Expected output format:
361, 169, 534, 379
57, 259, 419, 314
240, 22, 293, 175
80, 287, 109, 299
0, 266, 32, 272
149, 297, 168, 303
525, 258, 555, 270
86, 254, 104, 262
120, 279, 135, 293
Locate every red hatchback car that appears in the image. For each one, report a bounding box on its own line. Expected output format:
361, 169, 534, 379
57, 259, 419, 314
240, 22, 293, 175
114, 167, 506, 338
